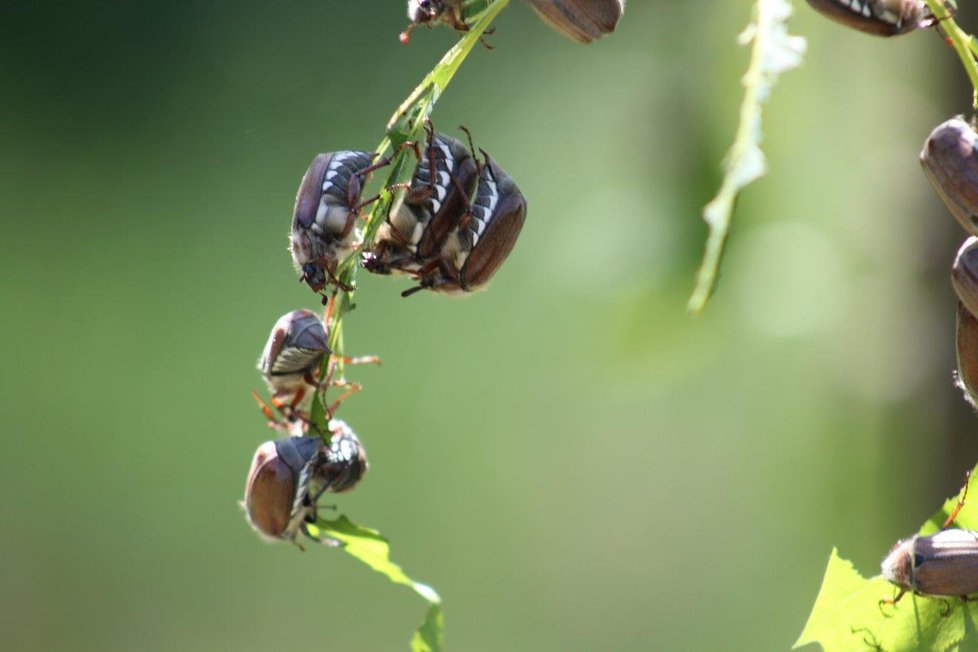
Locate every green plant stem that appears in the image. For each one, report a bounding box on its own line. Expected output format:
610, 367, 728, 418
309, 0, 510, 432
924, 0, 978, 108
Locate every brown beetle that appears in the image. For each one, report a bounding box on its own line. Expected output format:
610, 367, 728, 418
243, 424, 368, 544
402, 150, 527, 296
804, 0, 945, 36
881, 473, 978, 609
524, 0, 625, 43
363, 127, 479, 278
291, 151, 386, 293
257, 309, 330, 414
922, 118, 978, 236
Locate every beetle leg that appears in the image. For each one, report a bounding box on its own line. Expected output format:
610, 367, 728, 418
943, 470, 972, 529
324, 266, 353, 293
849, 626, 883, 652
325, 381, 363, 419
458, 125, 481, 175
939, 598, 953, 617
333, 354, 381, 367
878, 588, 906, 617
354, 193, 381, 214
252, 390, 280, 423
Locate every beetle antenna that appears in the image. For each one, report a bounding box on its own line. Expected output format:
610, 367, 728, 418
478, 148, 498, 182
459, 125, 481, 175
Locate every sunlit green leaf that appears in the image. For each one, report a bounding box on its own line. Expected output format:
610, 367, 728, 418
309, 515, 443, 650
796, 469, 978, 652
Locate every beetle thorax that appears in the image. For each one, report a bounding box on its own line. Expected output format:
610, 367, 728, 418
881, 536, 917, 589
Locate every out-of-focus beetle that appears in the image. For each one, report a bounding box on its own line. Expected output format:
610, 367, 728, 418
320, 420, 369, 494
922, 117, 978, 236
804, 0, 948, 36
953, 237, 978, 319
291, 151, 386, 293
243, 435, 324, 543
363, 127, 479, 278
880, 473, 978, 609
257, 309, 329, 413
401, 0, 468, 43
956, 302, 978, 409
402, 149, 527, 296
243, 423, 369, 545
524, 0, 625, 43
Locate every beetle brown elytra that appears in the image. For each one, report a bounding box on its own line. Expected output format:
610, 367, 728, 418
523, 0, 625, 43
291, 151, 388, 293
258, 309, 330, 413
401, 149, 527, 296
923, 118, 978, 236
880, 472, 978, 610
953, 237, 978, 318
243, 422, 369, 545
243, 436, 323, 543
363, 126, 479, 277
956, 302, 978, 409
805, 0, 949, 37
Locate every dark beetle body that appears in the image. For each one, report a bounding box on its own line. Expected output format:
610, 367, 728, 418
258, 309, 329, 400
406, 0, 468, 32
243, 424, 368, 543
320, 420, 368, 493
882, 529, 978, 597
291, 150, 375, 292
413, 153, 527, 294
805, 0, 936, 36
524, 0, 625, 43
365, 132, 479, 277
956, 302, 978, 408
244, 436, 322, 542
953, 238, 978, 319
922, 118, 978, 236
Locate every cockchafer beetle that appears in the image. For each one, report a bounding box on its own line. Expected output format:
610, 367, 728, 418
953, 237, 978, 319
523, 0, 625, 43
956, 301, 978, 409
923, 118, 978, 237
291, 150, 387, 293
253, 301, 380, 430
804, 0, 948, 37
243, 422, 368, 545
401, 0, 468, 43
400, 149, 527, 296
257, 309, 329, 413
880, 473, 978, 610
363, 126, 479, 279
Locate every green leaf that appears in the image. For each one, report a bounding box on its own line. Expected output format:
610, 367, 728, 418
687, 0, 806, 313
796, 468, 978, 652
310, 515, 443, 650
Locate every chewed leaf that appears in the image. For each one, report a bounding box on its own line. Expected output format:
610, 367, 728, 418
795, 469, 978, 652
310, 515, 443, 651
687, 0, 806, 313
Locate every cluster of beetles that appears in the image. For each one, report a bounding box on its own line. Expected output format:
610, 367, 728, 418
239, 0, 632, 555
240, 0, 630, 551
807, 0, 978, 617
243, 118, 528, 544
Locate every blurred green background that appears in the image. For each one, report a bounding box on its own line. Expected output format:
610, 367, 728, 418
1, 1, 976, 650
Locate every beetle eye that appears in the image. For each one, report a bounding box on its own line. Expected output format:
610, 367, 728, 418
301, 263, 326, 289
